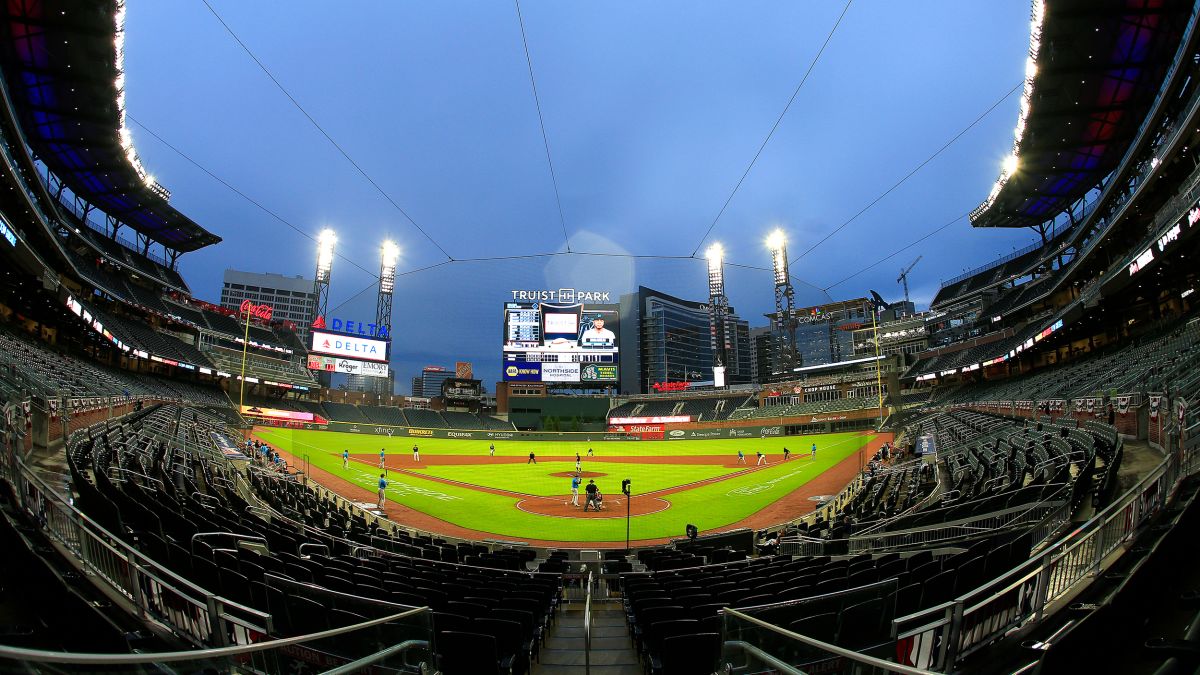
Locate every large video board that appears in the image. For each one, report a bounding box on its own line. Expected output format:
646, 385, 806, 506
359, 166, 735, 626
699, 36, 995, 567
502, 302, 619, 383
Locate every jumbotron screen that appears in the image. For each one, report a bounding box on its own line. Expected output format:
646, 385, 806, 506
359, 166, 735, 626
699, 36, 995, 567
502, 302, 619, 383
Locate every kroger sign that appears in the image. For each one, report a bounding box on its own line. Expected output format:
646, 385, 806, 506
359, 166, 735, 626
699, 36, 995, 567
310, 330, 389, 363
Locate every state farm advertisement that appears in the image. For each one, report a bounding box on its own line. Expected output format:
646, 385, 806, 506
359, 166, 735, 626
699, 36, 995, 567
607, 424, 664, 440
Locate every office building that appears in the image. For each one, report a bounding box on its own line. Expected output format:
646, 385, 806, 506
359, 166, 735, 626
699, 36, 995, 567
619, 286, 751, 394
414, 366, 454, 398
765, 297, 872, 373
219, 270, 316, 342
346, 372, 395, 396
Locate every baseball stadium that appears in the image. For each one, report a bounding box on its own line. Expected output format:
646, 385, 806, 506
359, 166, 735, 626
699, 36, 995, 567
1, 2, 1199, 674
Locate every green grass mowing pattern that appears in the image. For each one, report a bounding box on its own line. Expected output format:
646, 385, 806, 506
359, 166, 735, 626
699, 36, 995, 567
413, 461, 739, 497
255, 428, 872, 542
255, 428, 859, 458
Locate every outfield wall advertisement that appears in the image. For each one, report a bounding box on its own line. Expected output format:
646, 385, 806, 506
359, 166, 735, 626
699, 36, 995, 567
254, 418, 800, 442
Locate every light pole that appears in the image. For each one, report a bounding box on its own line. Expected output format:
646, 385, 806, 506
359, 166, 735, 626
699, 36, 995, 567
311, 229, 336, 387
622, 478, 632, 552
706, 243, 728, 386
767, 229, 798, 375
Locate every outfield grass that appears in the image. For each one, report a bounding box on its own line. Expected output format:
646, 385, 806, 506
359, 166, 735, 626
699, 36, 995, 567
254, 428, 872, 542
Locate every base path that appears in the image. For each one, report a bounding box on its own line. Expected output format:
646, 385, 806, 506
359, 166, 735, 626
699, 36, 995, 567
258, 431, 891, 548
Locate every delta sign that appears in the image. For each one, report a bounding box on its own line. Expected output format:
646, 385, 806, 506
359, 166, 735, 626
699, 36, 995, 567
310, 329, 389, 363
312, 315, 389, 339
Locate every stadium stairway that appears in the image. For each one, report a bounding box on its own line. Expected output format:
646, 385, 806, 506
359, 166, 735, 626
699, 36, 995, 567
534, 602, 640, 675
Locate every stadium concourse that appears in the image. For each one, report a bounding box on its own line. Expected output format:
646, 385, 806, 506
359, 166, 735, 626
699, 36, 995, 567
0, 1, 1199, 674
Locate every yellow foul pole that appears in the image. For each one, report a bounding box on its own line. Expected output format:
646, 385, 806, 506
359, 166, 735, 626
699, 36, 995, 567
238, 303, 252, 411
872, 307, 884, 426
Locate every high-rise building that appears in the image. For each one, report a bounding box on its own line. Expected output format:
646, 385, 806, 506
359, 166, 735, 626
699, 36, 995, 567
414, 366, 454, 398
764, 298, 872, 374
346, 372, 395, 396
220, 270, 316, 342
619, 286, 751, 394
750, 326, 776, 384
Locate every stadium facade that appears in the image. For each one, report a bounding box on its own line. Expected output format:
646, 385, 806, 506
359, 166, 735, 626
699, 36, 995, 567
0, 1, 1199, 673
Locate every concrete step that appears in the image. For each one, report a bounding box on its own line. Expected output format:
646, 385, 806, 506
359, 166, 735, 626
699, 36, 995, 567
533, 604, 639, 675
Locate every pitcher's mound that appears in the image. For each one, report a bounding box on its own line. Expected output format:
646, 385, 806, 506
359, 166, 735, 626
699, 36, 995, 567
548, 471, 607, 478
516, 495, 671, 519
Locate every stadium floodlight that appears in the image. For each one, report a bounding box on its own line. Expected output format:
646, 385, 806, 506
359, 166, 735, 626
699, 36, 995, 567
972, 0, 1044, 221
767, 229, 789, 286
705, 243, 725, 297
315, 229, 337, 283
767, 228, 798, 373
1002, 154, 1020, 176
380, 240, 400, 295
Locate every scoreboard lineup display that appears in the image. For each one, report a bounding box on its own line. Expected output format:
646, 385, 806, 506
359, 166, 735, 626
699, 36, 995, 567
502, 301, 620, 383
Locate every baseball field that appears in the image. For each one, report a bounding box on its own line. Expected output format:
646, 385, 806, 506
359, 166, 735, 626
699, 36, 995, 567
253, 427, 881, 546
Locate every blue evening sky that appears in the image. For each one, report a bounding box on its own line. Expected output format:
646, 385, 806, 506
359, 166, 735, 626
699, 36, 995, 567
123, 1, 1037, 391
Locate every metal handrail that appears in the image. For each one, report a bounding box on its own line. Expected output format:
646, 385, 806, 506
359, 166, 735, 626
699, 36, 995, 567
319, 639, 431, 675
0, 606, 431, 665
584, 570, 593, 674
723, 607, 938, 675
724, 641, 806, 675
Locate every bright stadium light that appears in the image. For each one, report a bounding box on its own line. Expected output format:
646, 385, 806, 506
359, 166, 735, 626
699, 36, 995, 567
706, 243, 725, 297
1002, 153, 1020, 176
315, 229, 337, 283
705, 242, 724, 263
767, 229, 789, 286
380, 240, 400, 295
971, 0, 1045, 221
766, 229, 787, 252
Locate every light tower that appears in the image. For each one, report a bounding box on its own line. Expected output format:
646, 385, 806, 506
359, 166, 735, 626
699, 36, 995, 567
705, 243, 729, 387
311, 229, 336, 328
767, 229, 799, 374
311, 229, 336, 388
375, 241, 399, 395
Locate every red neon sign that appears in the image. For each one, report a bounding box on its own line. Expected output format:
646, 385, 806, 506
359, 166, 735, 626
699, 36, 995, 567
312, 315, 327, 329
239, 299, 274, 322
651, 381, 691, 392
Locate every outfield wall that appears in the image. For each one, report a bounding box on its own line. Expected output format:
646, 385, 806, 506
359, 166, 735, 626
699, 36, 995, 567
247, 417, 848, 441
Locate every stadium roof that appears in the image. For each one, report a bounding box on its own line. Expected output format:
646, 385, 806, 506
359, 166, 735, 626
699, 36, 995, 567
970, 0, 1193, 230
0, 1, 220, 253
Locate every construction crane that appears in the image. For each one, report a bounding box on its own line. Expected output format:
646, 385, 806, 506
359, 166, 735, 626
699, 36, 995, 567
897, 255, 923, 305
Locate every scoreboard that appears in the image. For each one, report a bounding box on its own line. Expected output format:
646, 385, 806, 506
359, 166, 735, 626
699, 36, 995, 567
442, 378, 482, 400
502, 302, 619, 383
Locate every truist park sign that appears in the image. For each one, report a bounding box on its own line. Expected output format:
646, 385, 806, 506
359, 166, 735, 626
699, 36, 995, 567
510, 289, 612, 303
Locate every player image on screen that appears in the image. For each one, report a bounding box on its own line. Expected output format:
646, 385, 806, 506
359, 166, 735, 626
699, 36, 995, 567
580, 316, 615, 346
502, 301, 620, 383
